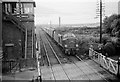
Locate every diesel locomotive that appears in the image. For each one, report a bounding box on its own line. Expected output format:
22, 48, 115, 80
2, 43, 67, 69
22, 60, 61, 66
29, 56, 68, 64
43, 27, 79, 55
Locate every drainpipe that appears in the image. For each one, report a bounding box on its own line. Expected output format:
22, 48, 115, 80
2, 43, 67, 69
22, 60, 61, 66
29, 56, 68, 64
32, 26, 34, 58
25, 27, 27, 59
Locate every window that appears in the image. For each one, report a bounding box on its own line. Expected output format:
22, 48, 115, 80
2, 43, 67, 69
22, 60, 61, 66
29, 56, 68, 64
23, 3, 34, 14
3, 2, 34, 15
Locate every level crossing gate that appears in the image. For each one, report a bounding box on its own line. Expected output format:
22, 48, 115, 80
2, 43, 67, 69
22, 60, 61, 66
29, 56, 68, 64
89, 46, 120, 77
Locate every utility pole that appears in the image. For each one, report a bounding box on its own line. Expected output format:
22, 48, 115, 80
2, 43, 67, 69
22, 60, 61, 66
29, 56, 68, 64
100, 0, 102, 43
95, 0, 105, 43
0, 1, 2, 63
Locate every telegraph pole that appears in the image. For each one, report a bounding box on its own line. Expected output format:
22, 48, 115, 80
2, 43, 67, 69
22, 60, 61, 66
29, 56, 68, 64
0, 1, 2, 64
100, 0, 102, 43
95, 0, 105, 43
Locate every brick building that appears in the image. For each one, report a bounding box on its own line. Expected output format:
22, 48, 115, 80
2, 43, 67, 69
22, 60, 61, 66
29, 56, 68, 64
2, 0, 36, 73
118, 0, 120, 14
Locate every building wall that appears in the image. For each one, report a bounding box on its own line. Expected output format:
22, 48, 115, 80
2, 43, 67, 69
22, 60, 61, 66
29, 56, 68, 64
0, 0, 2, 51
118, 1, 120, 14
2, 21, 25, 60
0, 0, 2, 79
22, 21, 35, 58
22, 21, 34, 30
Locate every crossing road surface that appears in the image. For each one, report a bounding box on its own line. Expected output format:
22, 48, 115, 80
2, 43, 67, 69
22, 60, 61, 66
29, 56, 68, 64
40, 60, 118, 81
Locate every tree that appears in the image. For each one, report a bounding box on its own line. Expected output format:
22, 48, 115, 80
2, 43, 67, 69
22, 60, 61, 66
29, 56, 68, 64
111, 19, 120, 36
103, 14, 120, 36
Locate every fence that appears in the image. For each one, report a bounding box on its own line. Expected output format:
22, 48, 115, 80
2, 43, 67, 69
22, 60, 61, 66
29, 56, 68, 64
2, 58, 37, 73
89, 47, 120, 77
2, 59, 18, 73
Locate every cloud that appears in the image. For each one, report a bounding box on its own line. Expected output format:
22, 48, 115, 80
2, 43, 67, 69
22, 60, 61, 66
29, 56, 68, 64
34, 0, 118, 25
34, 0, 119, 3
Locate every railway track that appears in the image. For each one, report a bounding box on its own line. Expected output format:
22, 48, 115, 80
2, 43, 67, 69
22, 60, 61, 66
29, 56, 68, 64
41, 28, 107, 80
44, 31, 73, 64
75, 55, 108, 81
39, 28, 71, 80
39, 29, 59, 65
38, 28, 118, 81
42, 28, 99, 80
38, 31, 48, 66
40, 28, 72, 65
67, 55, 117, 81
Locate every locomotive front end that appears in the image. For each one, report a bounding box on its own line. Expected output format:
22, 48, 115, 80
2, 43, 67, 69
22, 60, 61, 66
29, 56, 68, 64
62, 33, 79, 55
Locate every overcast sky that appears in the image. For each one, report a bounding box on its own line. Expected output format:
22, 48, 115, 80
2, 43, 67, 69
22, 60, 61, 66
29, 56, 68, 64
34, 0, 119, 25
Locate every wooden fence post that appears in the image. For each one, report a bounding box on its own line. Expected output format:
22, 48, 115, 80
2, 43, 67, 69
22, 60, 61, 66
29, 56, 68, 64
117, 57, 120, 78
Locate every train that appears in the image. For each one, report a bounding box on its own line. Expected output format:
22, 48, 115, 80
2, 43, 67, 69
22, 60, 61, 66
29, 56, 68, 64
43, 27, 79, 55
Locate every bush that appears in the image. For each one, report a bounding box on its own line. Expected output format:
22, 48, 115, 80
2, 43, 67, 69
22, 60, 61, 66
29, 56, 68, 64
78, 35, 99, 56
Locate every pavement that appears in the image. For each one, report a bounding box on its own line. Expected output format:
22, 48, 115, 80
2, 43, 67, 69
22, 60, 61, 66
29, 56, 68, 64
2, 68, 39, 81
2, 60, 119, 81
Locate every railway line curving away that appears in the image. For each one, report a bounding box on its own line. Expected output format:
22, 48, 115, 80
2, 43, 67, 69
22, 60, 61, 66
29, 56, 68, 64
36, 27, 119, 81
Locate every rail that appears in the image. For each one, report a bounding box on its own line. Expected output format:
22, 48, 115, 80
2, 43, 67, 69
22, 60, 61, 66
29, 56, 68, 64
41, 31, 56, 80
44, 30, 71, 80
46, 35, 62, 65
89, 47, 120, 77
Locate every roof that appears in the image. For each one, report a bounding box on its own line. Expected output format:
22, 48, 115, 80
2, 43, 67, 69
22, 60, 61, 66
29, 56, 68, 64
62, 33, 76, 40
2, 0, 35, 3
63, 33, 76, 38
2, 0, 36, 7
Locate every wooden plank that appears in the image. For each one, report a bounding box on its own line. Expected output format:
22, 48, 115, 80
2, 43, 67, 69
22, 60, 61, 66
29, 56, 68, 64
40, 60, 118, 80
63, 63, 89, 80
41, 66, 54, 80
52, 65, 68, 80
